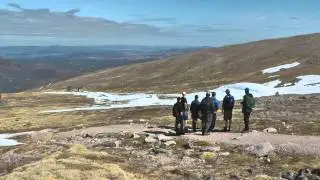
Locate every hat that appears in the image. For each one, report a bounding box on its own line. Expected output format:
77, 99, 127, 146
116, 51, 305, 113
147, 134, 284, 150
225, 89, 230, 93
182, 92, 186, 95
211, 91, 216, 96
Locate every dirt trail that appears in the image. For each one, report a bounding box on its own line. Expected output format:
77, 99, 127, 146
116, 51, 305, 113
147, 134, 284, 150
54, 124, 320, 156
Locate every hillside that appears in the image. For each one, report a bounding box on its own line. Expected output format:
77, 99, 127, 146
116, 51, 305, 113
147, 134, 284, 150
0, 46, 205, 93
48, 33, 320, 93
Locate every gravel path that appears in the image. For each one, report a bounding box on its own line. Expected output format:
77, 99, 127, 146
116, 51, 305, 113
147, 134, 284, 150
185, 131, 320, 155
56, 124, 320, 156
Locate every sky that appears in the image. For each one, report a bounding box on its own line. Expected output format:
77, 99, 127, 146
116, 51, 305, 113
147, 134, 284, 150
0, 0, 319, 46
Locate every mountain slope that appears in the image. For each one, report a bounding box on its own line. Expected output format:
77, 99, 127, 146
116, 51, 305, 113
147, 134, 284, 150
48, 33, 320, 93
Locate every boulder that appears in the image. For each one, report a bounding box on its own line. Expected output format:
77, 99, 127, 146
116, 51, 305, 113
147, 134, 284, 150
145, 137, 157, 143
263, 127, 278, 133
245, 142, 275, 157
219, 152, 230, 156
131, 134, 140, 139
164, 140, 176, 147
157, 134, 173, 142
281, 171, 298, 180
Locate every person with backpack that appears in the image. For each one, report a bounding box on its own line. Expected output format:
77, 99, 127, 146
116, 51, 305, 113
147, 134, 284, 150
173, 97, 184, 135
209, 92, 220, 132
222, 89, 235, 132
190, 95, 200, 132
200, 91, 214, 135
241, 88, 255, 132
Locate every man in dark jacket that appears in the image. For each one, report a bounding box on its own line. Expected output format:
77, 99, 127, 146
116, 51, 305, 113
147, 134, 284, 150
190, 95, 200, 132
241, 88, 254, 132
173, 97, 184, 135
222, 89, 235, 132
200, 91, 214, 136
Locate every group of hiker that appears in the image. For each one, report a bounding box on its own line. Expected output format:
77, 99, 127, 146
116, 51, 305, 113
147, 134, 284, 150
172, 88, 255, 136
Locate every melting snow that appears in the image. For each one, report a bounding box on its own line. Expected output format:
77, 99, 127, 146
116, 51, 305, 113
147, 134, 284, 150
43, 75, 320, 113
262, 62, 300, 74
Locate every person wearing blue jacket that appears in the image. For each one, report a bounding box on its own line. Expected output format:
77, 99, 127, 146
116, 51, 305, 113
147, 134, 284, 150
209, 92, 220, 132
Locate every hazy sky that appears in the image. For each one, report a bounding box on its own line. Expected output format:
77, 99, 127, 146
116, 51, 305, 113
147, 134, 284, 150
0, 0, 319, 46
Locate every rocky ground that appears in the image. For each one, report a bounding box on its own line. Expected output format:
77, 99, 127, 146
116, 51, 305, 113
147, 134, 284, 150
0, 93, 319, 179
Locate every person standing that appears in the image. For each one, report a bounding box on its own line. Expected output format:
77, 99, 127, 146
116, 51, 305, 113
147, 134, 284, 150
209, 92, 220, 132
200, 91, 214, 136
181, 92, 188, 120
173, 97, 184, 135
190, 95, 200, 132
241, 88, 255, 133
222, 89, 235, 132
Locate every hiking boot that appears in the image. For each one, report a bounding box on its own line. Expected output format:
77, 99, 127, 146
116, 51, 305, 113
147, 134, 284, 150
223, 127, 228, 132
241, 129, 249, 133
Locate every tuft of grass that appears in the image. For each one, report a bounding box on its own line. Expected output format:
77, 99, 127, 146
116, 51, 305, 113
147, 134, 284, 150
1, 145, 145, 180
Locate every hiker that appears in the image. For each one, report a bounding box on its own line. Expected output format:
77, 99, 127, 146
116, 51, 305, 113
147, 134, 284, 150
173, 97, 184, 135
199, 91, 214, 135
241, 88, 255, 132
209, 92, 220, 132
222, 89, 235, 132
181, 92, 188, 121
190, 95, 200, 132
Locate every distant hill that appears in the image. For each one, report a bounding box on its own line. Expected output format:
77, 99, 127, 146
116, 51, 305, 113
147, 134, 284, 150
48, 33, 320, 93
0, 46, 207, 92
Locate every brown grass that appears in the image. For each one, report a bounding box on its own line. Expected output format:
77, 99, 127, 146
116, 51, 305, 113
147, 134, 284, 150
47, 33, 320, 93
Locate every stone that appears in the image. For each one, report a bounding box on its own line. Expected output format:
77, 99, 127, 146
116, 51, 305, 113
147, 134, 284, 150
230, 175, 240, 180
200, 146, 221, 152
131, 134, 140, 139
245, 142, 275, 157
312, 169, 320, 176
266, 157, 271, 163
115, 140, 120, 148
139, 119, 149, 122
145, 137, 157, 143
219, 152, 230, 156
281, 171, 298, 180
157, 134, 173, 142
252, 130, 259, 133
127, 119, 134, 123
254, 174, 273, 179
164, 140, 176, 147
263, 127, 278, 133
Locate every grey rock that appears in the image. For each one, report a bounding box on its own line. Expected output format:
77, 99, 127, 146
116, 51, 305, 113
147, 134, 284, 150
263, 127, 278, 133
200, 146, 221, 152
145, 137, 157, 143
245, 142, 275, 157
164, 140, 176, 147
312, 169, 320, 176
281, 171, 297, 180
157, 134, 173, 142
230, 175, 240, 180
131, 134, 140, 139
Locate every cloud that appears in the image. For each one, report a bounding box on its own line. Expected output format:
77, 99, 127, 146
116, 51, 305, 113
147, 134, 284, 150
195, 26, 248, 33
139, 17, 177, 23
0, 4, 174, 45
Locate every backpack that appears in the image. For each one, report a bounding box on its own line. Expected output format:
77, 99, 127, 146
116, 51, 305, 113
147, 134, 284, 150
245, 95, 255, 110
224, 95, 234, 109
172, 103, 180, 117
213, 99, 220, 111
200, 97, 213, 114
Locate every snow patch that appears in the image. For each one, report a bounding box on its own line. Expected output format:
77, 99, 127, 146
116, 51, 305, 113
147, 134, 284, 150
42, 75, 320, 113
262, 62, 300, 74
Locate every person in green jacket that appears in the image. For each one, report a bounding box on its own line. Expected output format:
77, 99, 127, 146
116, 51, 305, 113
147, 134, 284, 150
241, 88, 255, 133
